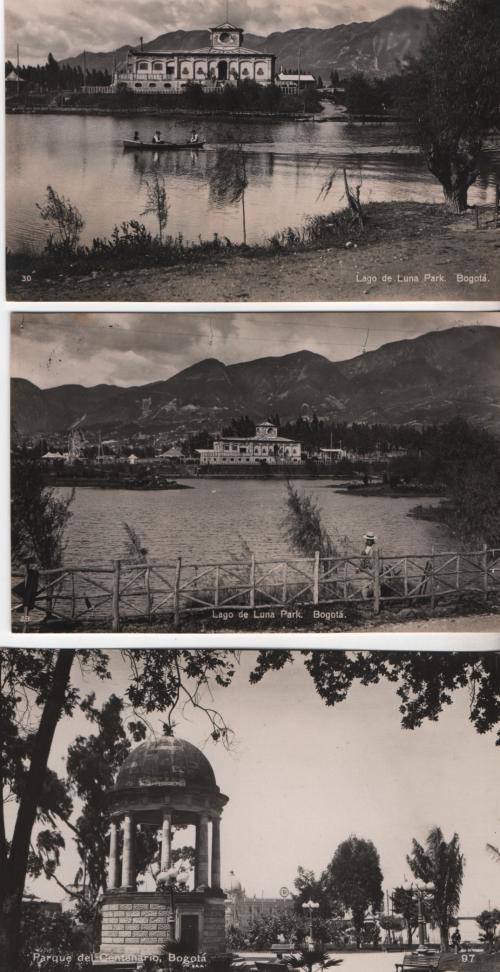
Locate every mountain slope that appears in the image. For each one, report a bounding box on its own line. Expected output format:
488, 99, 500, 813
11, 327, 500, 438
60, 6, 431, 79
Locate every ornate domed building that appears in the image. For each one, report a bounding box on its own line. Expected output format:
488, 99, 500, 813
100, 737, 228, 960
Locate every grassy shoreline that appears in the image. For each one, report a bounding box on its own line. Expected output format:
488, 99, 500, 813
7, 201, 498, 301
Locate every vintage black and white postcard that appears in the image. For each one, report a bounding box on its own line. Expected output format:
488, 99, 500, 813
5, 0, 500, 302
10, 311, 500, 635
1, 647, 499, 971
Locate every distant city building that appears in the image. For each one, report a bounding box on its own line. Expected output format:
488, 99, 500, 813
319, 447, 348, 462
113, 22, 276, 94
197, 421, 302, 465
224, 873, 294, 931
276, 72, 316, 91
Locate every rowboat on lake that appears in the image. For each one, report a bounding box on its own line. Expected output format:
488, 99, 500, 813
123, 138, 205, 151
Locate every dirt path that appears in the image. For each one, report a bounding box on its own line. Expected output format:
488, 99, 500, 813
8, 203, 499, 302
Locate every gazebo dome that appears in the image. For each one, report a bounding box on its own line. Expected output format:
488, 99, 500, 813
115, 737, 217, 792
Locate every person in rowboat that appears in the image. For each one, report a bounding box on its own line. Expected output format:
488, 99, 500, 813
133, 131, 140, 141
152, 129, 162, 143
190, 128, 200, 144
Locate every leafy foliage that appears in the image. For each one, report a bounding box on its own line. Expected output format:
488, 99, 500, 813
398, 0, 500, 210
11, 444, 74, 569
323, 836, 383, 942
65, 694, 131, 915
281, 482, 339, 559
476, 909, 500, 944
37, 186, 85, 254
407, 826, 464, 947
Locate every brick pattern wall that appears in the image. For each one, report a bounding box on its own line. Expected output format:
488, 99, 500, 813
101, 898, 169, 948
101, 895, 226, 956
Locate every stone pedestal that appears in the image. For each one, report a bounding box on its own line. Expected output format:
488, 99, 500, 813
100, 890, 226, 958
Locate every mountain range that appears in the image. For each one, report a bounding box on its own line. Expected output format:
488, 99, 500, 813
11, 326, 500, 439
61, 6, 431, 79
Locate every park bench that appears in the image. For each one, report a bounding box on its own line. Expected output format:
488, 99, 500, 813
395, 952, 440, 972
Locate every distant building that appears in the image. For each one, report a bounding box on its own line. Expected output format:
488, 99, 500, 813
197, 421, 302, 465
5, 69, 25, 95
114, 22, 276, 94
224, 873, 294, 931
276, 72, 316, 92
319, 447, 348, 462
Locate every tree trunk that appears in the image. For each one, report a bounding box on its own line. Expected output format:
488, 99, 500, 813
0, 649, 76, 972
442, 185, 469, 213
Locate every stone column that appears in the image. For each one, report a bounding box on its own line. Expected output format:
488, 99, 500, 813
121, 813, 136, 890
211, 815, 221, 889
108, 818, 120, 890
197, 814, 209, 887
161, 811, 172, 872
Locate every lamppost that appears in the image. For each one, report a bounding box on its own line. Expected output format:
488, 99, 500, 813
157, 863, 189, 944
302, 899, 320, 947
402, 881, 435, 947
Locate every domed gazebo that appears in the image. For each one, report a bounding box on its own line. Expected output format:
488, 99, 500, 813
100, 737, 228, 959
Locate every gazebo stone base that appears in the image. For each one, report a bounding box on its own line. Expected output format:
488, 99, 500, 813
100, 890, 226, 958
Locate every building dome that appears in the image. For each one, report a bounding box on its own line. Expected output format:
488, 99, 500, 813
115, 737, 217, 792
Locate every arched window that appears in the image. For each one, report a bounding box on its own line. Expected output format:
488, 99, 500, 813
164, 82, 171, 88
153, 61, 163, 71
149, 82, 156, 87
134, 82, 142, 87
138, 61, 148, 71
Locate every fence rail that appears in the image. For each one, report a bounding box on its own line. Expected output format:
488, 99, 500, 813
12, 546, 500, 631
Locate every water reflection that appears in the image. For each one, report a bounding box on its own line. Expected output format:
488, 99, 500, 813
6, 113, 500, 249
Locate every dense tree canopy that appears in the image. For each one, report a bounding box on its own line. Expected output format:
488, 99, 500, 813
323, 837, 384, 942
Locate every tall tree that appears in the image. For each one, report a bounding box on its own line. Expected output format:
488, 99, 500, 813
407, 827, 464, 948
399, 0, 500, 211
323, 836, 383, 944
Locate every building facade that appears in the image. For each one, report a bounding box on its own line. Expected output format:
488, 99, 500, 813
224, 875, 294, 931
197, 421, 302, 465
114, 22, 276, 94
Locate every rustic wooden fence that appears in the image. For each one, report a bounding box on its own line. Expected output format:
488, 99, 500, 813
12, 546, 500, 631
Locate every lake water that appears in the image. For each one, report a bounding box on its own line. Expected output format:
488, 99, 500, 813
60, 480, 448, 568
7, 112, 500, 249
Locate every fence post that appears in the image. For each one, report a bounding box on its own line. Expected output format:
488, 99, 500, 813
173, 557, 182, 627
430, 547, 436, 612
373, 549, 380, 615
482, 544, 489, 603
249, 554, 255, 608
313, 551, 320, 604
282, 562, 288, 605
145, 566, 152, 622
112, 560, 121, 633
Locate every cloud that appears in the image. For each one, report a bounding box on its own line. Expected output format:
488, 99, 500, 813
6, 0, 430, 63
11, 313, 499, 390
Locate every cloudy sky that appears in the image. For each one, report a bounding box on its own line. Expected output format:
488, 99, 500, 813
11, 312, 500, 390
7, 650, 499, 916
6, 0, 430, 65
